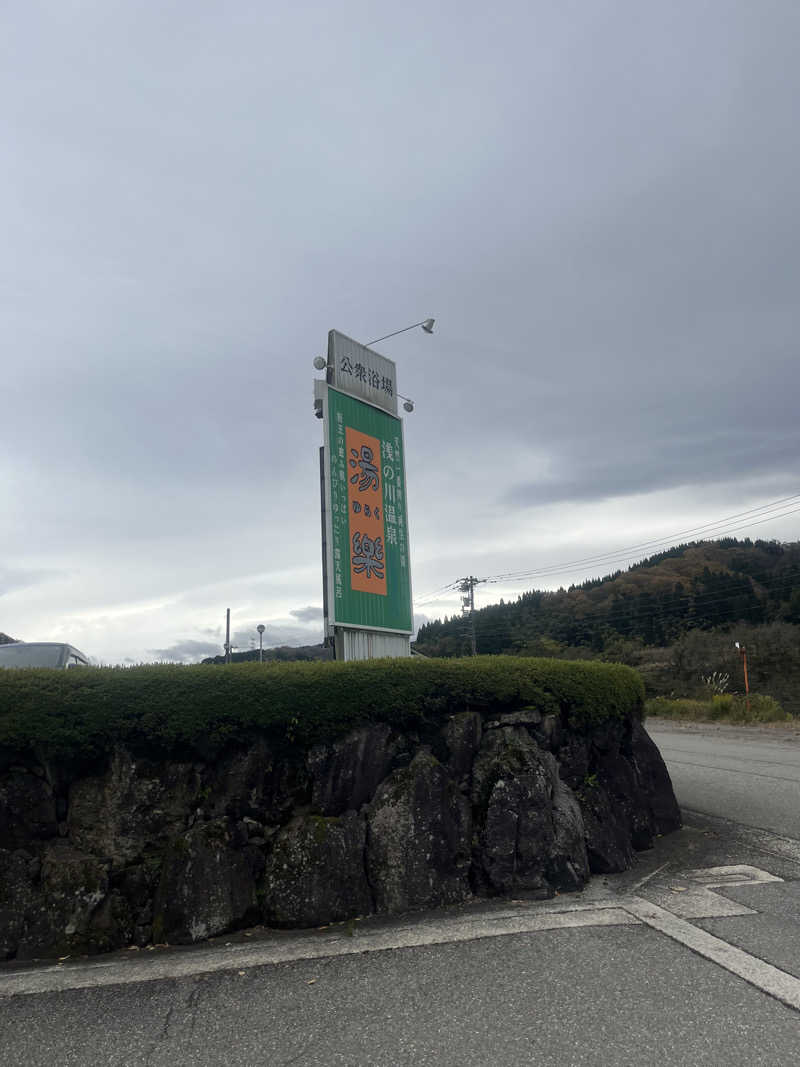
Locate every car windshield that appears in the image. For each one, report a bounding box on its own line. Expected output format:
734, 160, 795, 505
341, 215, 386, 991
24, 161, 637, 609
0, 644, 66, 668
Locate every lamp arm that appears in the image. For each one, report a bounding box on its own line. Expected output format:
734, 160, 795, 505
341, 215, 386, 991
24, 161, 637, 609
367, 321, 428, 346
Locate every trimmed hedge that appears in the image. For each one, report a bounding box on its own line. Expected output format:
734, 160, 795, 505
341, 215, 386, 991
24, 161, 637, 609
0, 656, 644, 765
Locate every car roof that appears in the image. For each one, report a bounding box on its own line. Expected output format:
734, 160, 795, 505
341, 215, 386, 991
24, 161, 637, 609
1, 641, 89, 657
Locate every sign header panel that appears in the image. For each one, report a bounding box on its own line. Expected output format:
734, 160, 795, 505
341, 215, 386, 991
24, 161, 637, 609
327, 331, 398, 415
326, 387, 412, 632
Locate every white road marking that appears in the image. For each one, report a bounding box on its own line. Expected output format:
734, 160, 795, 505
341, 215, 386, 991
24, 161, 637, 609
644, 886, 755, 919
639, 864, 778, 919
626, 860, 671, 894
626, 897, 800, 1013
0, 906, 639, 997
1, 863, 797, 1012
684, 864, 784, 888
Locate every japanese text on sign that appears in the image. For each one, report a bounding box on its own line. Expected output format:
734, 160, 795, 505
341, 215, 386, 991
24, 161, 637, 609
346, 426, 387, 596
325, 385, 412, 632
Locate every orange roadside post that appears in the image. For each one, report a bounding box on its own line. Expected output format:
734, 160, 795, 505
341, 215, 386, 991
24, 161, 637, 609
735, 641, 751, 713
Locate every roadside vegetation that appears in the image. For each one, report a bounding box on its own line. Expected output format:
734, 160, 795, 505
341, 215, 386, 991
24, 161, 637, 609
645, 692, 789, 725
415, 539, 800, 718
0, 655, 643, 766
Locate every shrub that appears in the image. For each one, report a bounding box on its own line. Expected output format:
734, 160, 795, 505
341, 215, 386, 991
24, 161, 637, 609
645, 692, 788, 724
709, 693, 735, 719
729, 693, 787, 723
0, 656, 644, 765
645, 698, 709, 722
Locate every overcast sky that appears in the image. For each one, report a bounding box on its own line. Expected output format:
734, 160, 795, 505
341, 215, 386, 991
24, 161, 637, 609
3, 1, 799, 663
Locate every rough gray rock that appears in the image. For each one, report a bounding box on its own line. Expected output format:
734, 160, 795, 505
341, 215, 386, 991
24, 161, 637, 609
478, 776, 552, 895
471, 728, 588, 895
546, 718, 681, 873
534, 712, 563, 753
152, 819, 257, 944
0, 705, 681, 959
577, 781, 635, 873
441, 712, 482, 783
485, 709, 543, 730
0, 849, 36, 959
68, 748, 198, 867
554, 734, 591, 791
547, 767, 591, 890
10, 843, 111, 960
308, 724, 403, 816
629, 718, 682, 835
262, 811, 372, 927
112, 858, 162, 946
471, 726, 543, 811
208, 738, 309, 824
0, 769, 58, 849
367, 750, 472, 913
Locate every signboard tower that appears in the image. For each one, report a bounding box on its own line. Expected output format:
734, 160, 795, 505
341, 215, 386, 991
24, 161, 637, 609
315, 330, 415, 660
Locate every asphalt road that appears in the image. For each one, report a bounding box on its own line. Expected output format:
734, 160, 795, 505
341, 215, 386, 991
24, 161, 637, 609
2, 917, 800, 1067
646, 717, 800, 838
2, 720, 800, 1065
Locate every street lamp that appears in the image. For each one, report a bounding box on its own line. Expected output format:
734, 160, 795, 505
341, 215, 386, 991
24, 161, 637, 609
368, 319, 435, 412
312, 318, 435, 414
257, 624, 265, 664
366, 319, 435, 346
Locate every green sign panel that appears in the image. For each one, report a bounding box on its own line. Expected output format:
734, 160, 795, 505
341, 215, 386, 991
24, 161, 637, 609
326, 387, 412, 633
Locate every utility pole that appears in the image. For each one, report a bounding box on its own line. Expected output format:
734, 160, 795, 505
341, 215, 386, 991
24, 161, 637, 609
458, 576, 482, 656
225, 608, 232, 664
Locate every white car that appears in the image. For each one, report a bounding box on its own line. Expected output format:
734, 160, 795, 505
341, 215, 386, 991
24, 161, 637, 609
0, 642, 90, 669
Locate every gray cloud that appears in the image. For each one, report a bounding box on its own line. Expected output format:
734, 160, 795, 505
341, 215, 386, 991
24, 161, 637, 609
290, 606, 323, 622
148, 640, 222, 663
0, 567, 58, 597
506, 430, 800, 509
232, 624, 323, 651
3, 2, 799, 660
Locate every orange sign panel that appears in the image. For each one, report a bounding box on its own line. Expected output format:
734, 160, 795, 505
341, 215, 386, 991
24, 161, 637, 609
346, 426, 387, 596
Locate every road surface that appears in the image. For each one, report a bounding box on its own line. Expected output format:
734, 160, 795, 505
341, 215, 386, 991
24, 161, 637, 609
2, 719, 799, 1065
646, 717, 800, 839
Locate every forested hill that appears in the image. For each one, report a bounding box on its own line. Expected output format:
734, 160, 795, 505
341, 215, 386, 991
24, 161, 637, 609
202, 643, 332, 665
415, 539, 800, 658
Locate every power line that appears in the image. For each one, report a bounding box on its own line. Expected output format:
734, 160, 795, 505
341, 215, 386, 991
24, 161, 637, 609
414, 579, 461, 605
417, 570, 800, 645
482, 498, 800, 585
484, 493, 800, 583
413, 494, 800, 609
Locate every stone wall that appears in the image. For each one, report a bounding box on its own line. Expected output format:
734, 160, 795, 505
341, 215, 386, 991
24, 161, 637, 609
0, 706, 680, 960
